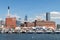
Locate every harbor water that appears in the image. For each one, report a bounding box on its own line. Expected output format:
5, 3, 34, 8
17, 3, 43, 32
0, 33, 60, 40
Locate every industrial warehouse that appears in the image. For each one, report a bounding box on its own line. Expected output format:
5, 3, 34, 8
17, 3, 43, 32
0, 6, 59, 34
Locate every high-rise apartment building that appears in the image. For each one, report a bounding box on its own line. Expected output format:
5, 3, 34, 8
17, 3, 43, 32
46, 12, 50, 21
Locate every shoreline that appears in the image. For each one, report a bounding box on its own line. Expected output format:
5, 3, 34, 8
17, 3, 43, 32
0, 32, 60, 34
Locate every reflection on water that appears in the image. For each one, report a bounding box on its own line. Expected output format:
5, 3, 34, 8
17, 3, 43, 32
0, 33, 60, 40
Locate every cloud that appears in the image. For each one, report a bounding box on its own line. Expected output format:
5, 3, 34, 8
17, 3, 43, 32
51, 17, 60, 19
28, 18, 34, 22
50, 11, 60, 14
11, 14, 20, 18
50, 11, 60, 19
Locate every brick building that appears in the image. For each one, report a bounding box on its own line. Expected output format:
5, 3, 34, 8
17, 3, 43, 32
5, 17, 16, 28
23, 20, 56, 30
24, 22, 34, 27
36, 20, 55, 30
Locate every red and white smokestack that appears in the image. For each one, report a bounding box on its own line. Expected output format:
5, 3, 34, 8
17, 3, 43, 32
8, 6, 10, 17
